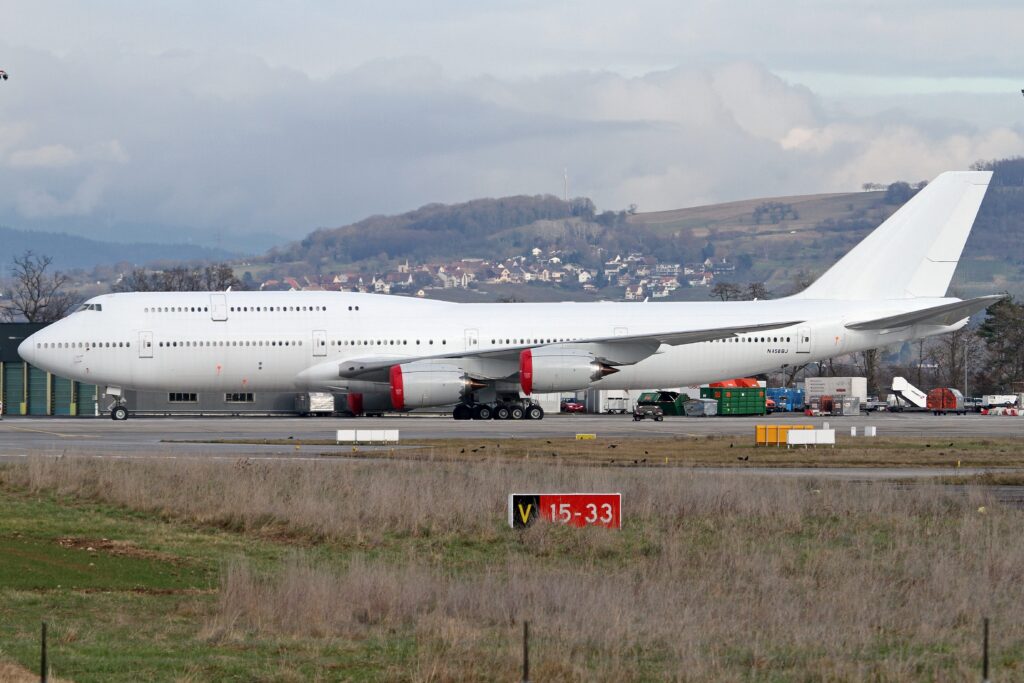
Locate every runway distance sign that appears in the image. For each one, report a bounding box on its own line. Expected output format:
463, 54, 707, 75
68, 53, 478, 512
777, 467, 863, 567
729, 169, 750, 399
508, 493, 621, 529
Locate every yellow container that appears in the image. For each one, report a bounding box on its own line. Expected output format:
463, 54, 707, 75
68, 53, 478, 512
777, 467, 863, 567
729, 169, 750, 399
755, 424, 767, 445
766, 425, 779, 445
777, 425, 790, 446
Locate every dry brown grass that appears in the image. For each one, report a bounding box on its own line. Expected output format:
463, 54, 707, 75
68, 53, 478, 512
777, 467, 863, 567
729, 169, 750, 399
0, 661, 72, 683
4, 455, 1024, 679
171, 435, 1024, 469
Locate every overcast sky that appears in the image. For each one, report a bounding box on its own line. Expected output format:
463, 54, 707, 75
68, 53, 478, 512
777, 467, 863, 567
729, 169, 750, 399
1, 1, 1022, 249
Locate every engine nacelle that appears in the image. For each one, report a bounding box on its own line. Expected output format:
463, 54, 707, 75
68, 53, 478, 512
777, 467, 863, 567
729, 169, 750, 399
519, 348, 618, 395
390, 362, 481, 410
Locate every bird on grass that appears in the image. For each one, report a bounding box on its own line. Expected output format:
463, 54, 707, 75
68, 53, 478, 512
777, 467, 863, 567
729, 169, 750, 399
608, 444, 618, 449
737, 455, 749, 461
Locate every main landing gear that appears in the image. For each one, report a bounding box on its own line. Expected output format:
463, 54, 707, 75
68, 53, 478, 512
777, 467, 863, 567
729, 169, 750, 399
452, 401, 544, 420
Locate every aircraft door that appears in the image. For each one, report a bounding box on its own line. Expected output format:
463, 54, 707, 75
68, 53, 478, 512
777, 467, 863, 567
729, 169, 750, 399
464, 328, 479, 351
313, 330, 328, 357
796, 326, 811, 353
139, 331, 153, 358
210, 294, 228, 321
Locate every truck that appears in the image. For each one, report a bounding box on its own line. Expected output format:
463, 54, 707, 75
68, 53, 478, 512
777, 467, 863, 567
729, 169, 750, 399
584, 388, 632, 414
637, 390, 688, 416
804, 377, 867, 409
982, 394, 1019, 409
888, 377, 928, 412
766, 387, 805, 412
926, 387, 965, 415
295, 392, 336, 416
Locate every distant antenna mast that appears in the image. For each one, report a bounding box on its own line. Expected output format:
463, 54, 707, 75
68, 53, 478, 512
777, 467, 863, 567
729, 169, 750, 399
563, 168, 569, 202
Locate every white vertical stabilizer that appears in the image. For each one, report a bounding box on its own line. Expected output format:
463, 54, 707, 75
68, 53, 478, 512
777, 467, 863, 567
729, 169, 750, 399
794, 171, 992, 300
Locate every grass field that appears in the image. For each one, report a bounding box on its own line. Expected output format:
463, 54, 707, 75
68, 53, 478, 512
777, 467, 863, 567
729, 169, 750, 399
1, 442, 1023, 681
171, 434, 1024, 469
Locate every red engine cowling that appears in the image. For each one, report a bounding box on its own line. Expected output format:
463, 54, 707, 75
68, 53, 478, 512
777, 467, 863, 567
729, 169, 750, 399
520, 348, 618, 395
390, 362, 482, 410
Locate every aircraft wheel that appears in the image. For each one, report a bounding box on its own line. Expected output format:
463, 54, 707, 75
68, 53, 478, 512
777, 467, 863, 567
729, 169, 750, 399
495, 405, 511, 420
473, 404, 493, 420
510, 406, 525, 420
453, 404, 471, 420
111, 406, 129, 421
526, 405, 544, 420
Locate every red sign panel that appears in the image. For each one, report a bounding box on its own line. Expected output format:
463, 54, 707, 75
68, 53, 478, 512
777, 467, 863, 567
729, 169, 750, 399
508, 493, 621, 529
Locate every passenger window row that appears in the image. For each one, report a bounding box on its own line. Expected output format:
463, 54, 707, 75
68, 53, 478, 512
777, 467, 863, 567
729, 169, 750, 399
229, 305, 328, 312
146, 306, 209, 313
715, 336, 793, 343
39, 341, 129, 349
143, 305, 331, 313
331, 339, 446, 347
158, 340, 303, 348
490, 338, 577, 345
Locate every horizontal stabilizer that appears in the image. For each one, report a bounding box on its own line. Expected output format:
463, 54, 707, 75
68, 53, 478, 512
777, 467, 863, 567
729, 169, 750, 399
845, 295, 1003, 331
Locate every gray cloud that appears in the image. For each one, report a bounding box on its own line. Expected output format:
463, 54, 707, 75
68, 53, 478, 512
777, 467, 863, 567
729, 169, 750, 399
0, 3, 1021, 249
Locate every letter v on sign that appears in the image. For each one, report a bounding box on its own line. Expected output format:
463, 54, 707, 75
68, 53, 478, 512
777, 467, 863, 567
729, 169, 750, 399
517, 503, 533, 525
508, 494, 541, 528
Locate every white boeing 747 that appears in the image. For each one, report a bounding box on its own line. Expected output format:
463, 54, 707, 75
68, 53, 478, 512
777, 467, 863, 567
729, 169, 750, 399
19, 171, 1001, 421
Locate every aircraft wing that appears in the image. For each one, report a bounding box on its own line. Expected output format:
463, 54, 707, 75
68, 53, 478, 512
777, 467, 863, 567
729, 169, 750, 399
326, 319, 803, 382
844, 295, 1002, 331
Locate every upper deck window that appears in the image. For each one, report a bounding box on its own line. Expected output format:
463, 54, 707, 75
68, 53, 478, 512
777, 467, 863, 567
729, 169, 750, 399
77, 303, 103, 312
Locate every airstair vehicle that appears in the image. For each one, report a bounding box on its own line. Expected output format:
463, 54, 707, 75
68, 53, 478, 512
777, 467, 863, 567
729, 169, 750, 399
889, 377, 929, 412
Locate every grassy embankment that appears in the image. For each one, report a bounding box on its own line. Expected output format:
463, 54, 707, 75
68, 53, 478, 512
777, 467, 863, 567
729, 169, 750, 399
1, 447, 1024, 680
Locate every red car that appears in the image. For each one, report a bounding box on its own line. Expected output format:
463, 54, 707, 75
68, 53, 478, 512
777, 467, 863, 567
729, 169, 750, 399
560, 400, 585, 413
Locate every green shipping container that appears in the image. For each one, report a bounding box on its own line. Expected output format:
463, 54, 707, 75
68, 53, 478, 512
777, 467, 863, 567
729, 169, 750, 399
27, 367, 49, 415
2, 362, 26, 415
701, 385, 766, 415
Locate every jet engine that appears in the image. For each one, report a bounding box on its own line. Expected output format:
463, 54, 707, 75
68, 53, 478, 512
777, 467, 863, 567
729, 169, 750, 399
389, 361, 483, 410
519, 348, 618, 395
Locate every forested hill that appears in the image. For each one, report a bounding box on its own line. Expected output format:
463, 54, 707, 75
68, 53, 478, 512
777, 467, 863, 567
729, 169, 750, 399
268, 195, 583, 265
0, 225, 232, 271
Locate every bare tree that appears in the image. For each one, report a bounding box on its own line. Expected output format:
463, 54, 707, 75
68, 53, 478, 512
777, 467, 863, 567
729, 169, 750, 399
742, 282, 770, 301
112, 263, 243, 292
855, 348, 882, 397
2, 251, 79, 322
710, 282, 743, 301
927, 327, 983, 394
112, 268, 159, 292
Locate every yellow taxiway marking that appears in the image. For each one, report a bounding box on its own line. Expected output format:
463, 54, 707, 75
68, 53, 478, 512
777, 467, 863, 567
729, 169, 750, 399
0, 424, 97, 438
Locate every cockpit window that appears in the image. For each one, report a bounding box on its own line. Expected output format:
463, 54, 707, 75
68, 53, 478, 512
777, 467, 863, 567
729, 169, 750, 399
77, 303, 103, 312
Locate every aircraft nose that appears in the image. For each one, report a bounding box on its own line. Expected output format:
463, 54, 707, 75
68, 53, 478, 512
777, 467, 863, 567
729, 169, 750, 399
18, 336, 36, 364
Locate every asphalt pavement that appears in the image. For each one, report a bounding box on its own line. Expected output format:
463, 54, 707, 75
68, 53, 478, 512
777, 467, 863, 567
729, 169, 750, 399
0, 412, 1019, 459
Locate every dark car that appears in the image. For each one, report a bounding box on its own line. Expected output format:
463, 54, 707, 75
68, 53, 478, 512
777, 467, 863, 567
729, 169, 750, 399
560, 400, 586, 413
633, 404, 664, 421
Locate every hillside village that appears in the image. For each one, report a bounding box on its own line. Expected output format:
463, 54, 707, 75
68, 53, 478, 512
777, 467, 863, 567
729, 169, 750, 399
256, 249, 737, 300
